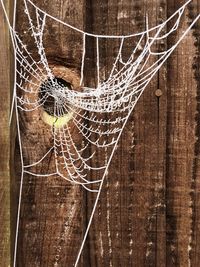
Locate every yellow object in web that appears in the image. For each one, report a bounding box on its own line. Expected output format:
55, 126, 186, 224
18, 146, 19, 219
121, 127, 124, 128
42, 111, 73, 128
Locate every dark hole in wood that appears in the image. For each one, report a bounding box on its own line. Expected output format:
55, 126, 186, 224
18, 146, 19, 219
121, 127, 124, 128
39, 77, 72, 116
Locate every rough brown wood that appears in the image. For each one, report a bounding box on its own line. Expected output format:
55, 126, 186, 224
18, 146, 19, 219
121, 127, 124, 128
83, 1, 168, 267
2, 0, 199, 267
189, 3, 200, 266
166, 1, 200, 266
0, 1, 12, 267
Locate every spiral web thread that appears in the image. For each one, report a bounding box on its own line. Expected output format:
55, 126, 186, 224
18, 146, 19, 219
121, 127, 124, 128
1, 0, 200, 266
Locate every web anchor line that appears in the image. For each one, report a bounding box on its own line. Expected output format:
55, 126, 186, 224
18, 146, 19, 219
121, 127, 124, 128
0, 0, 199, 266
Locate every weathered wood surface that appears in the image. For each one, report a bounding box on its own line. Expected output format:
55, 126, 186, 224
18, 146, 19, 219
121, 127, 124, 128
165, 2, 200, 266
0, 1, 12, 266
0, 0, 199, 266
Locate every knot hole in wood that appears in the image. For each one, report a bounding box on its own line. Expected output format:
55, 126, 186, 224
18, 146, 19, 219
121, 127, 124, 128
39, 77, 73, 117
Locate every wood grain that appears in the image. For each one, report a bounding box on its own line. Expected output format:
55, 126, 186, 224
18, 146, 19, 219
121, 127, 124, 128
15, 1, 85, 266
5, 0, 200, 267
165, 1, 200, 266
0, 1, 12, 267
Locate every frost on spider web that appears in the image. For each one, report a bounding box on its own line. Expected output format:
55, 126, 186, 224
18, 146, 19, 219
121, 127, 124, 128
1, 0, 199, 266
11, 0, 197, 192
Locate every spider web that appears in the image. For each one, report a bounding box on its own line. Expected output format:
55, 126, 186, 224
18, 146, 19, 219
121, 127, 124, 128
1, 0, 200, 266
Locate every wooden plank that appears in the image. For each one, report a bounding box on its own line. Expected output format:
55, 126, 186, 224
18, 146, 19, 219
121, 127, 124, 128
166, 1, 200, 266
84, 1, 168, 267
15, 0, 85, 266
189, 2, 200, 266
0, 1, 12, 267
